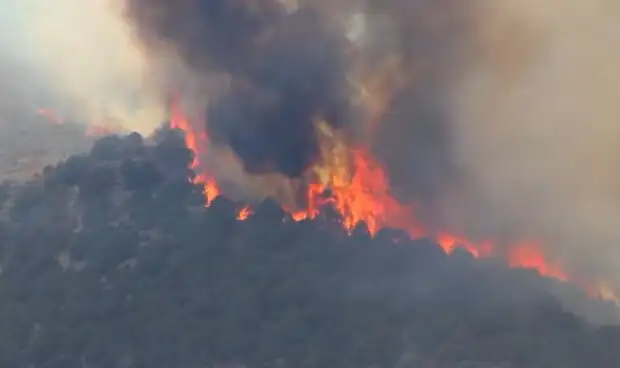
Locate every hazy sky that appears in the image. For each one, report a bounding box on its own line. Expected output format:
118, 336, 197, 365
0, 0, 167, 133
1, 2, 25, 57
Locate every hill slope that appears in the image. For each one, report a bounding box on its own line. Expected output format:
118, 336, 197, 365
0, 130, 619, 368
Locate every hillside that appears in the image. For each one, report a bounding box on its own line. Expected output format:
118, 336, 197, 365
0, 129, 619, 368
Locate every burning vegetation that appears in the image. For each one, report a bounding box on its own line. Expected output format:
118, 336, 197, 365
167, 95, 616, 303
3, 0, 620, 365
118, 0, 620, 301
0, 129, 618, 367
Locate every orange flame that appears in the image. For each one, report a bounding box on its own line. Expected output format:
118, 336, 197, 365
168, 101, 617, 302
507, 242, 568, 281
436, 234, 494, 258
168, 98, 219, 204
236, 206, 253, 220
305, 145, 568, 282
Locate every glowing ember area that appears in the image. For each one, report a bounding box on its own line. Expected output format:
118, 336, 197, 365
305, 133, 570, 283
168, 99, 219, 204
31, 101, 618, 303
290, 210, 312, 222
236, 206, 253, 220
436, 234, 493, 259
294, 121, 421, 236
508, 242, 568, 281
305, 147, 422, 237
597, 285, 620, 306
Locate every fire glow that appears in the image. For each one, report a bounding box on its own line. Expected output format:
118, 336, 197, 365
36, 100, 615, 301
168, 98, 219, 204
167, 102, 591, 290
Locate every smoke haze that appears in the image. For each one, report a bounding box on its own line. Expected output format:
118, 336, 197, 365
0, 0, 165, 134
447, 0, 620, 289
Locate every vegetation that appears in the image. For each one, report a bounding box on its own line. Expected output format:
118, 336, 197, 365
0, 129, 619, 367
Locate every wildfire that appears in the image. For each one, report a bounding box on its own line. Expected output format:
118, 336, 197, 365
170, 104, 563, 276
436, 234, 494, 259
168, 98, 219, 204
507, 242, 568, 281
164, 100, 618, 305
299, 121, 418, 235
236, 206, 253, 220
30, 99, 620, 304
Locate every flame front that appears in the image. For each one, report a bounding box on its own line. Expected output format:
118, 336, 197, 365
236, 206, 253, 220
168, 104, 570, 278
168, 98, 219, 205
506, 242, 567, 281
305, 119, 573, 283
164, 100, 617, 304
37, 101, 617, 299
30, 100, 620, 304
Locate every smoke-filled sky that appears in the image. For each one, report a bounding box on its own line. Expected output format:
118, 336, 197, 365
447, 0, 620, 286
3, 0, 620, 293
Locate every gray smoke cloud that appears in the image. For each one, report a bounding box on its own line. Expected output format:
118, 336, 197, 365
124, 0, 355, 177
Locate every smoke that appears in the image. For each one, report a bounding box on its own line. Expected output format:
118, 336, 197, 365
121, 0, 620, 292
445, 0, 620, 288
0, 0, 166, 134
2, 0, 610, 294
124, 0, 353, 177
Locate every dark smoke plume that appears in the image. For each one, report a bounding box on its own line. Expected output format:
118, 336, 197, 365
351, 0, 474, 212
124, 0, 352, 177
124, 0, 620, 297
